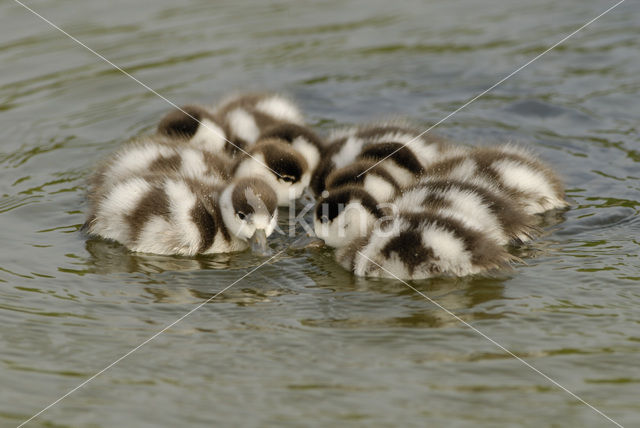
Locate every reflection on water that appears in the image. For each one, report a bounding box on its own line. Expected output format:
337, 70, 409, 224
304, 273, 510, 329
1, 0, 640, 426
84, 238, 241, 275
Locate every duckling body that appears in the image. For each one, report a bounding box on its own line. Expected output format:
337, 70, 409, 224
84, 176, 277, 256
423, 144, 568, 215
214, 93, 304, 153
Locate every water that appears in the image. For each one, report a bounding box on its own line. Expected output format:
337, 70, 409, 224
1, 0, 639, 426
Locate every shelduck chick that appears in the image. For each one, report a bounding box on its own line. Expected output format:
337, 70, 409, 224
325, 160, 402, 203
84, 176, 278, 256
422, 144, 568, 214
313, 186, 512, 279
258, 123, 324, 173
394, 178, 538, 245
88, 136, 232, 197
233, 139, 311, 207
214, 93, 305, 153
157, 104, 233, 154
311, 124, 455, 195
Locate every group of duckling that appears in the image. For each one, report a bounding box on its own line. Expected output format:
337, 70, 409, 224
84, 92, 568, 279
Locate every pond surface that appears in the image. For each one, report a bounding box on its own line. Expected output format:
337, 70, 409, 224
1, 0, 639, 426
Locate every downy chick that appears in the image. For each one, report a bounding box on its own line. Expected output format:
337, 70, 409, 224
313, 186, 514, 279
84, 176, 278, 256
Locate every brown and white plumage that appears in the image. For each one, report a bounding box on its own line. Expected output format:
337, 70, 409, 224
214, 93, 305, 154
422, 144, 568, 215
394, 178, 538, 245
314, 186, 514, 279
337, 212, 514, 279
324, 159, 402, 203
311, 123, 457, 195
88, 135, 232, 198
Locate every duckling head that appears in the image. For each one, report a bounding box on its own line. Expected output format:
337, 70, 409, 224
325, 160, 401, 203
258, 123, 324, 172
314, 186, 385, 248
233, 139, 310, 207
219, 177, 278, 255
157, 105, 229, 153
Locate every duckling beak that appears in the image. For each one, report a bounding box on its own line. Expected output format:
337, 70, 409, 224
248, 229, 272, 256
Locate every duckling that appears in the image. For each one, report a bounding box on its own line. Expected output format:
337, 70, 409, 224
233, 138, 311, 207
324, 160, 402, 203
88, 136, 232, 196
422, 144, 568, 214
313, 186, 513, 279
394, 178, 538, 244
214, 93, 305, 153
157, 104, 232, 154
84, 176, 278, 256
311, 123, 456, 195
258, 123, 324, 173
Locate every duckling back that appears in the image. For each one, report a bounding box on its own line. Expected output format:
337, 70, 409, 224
88, 136, 232, 198
423, 144, 568, 214
395, 178, 538, 244
214, 93, 304, 153
311, 123, 457, 195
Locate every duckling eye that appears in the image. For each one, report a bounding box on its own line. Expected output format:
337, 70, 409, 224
279, 175, 296, 183
237, 212, 247, 220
